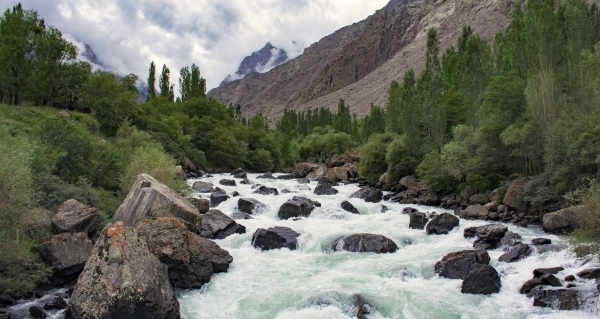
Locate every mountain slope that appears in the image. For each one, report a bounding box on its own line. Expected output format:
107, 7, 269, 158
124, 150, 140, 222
208, 0, 514, 121
221, 42, 289, 86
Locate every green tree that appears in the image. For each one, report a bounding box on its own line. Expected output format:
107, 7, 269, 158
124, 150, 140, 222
147, 61, 156, 100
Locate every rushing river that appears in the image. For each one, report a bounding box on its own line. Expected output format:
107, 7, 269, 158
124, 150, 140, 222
180, 173, 599, 319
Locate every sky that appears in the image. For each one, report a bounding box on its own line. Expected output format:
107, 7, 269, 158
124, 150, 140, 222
2, 0, 389, 91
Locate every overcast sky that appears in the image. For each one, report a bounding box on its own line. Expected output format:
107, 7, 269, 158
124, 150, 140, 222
2, 0, 389, 90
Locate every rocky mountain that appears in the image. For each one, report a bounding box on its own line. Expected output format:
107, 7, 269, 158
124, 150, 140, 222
221, 42, 289, 86
208, 0, 514, 121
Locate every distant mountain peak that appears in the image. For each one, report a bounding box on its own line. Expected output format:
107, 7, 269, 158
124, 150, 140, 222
221, 42, 289, 85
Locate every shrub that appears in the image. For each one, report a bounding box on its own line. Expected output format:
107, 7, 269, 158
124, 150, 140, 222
358, 133, 398, 184
571, 180, 600, 255
35, 174, 100, 212
416, 150, 454, 193
121, 146, 187, 193
386, 134, 419, 184
246, 148, 274, 172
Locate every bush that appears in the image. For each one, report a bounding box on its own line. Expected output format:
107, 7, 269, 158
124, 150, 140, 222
298, 127, 355, 163
358, 133, 398, 184
0, 240, 52, 296
386, 134, 418, 184
36, 174, 100, 212
121, 146, 187, 193
246, 148, 274, 172
571, 180, 600, 254
416, 150, 454, 193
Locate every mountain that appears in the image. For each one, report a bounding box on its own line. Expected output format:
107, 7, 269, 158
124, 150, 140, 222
208, 0, 514, 120
221, 42, 289, 86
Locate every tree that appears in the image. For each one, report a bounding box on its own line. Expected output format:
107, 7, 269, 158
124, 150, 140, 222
147, 61, 156, 100
159, 64, 173, 101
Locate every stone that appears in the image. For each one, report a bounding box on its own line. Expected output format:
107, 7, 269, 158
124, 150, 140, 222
51, 199, 99, 234
313, 182, 339, 195
577, 268, 600, 280
59, 109, 70, 118
500, 231, 522, 251
539, 274, 562, 287
532, 238, 552, 245
472, 224, 508, 250
434, 249, 491, 280
408, 212, 429, 230
532, 288, 579, 310
38, 232, 93, 283
461, 264, 502, 295
114, 174, 202, 230
294, 162, 322, 178
351, 187, 383, 203
231, 168, 247, 179
542, 206, 582, 235
323, 166, 349, 183
402, 207, 419, 215
306, 166, 326, 180
192, 181, 214, 193
351, 294, 372, 319
278, 196, 321, 220
0, 293, 14, 306
498, 243, 531, 263
341, 201, 360, 214
463, 227, 477, 239
426, 213, 459, 235
329, 234, 398, 254
399, 175, 418, 190
488, 189, 501, 203
231, 211, 253, 220
297, 178, 310, 184
469, 194, 489, 205
43, 296, 67, 310
200, 210, 246, 239
29, 306, 47, 319
238, 198, 267, 215
189, 198, 210, 214
533, 267, 564, 278
503, 177, 530, 211
252, 227, 300, 250
461, 205, 489, 220
66, 222, 180, 319
418, 190, 441, 206
520, 278, 544, 294
564, 275, 575, 282
380, 205, 389, 213
219, 179, 236, 186
239, 179, 251, 185
253, 186, 279, 196
137, 217, 233, 289
257, 172, 276, 179
210, 190, 230, 208
483, 201, 499, 212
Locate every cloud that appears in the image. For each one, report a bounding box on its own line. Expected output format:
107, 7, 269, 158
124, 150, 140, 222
1, 0, 389, 91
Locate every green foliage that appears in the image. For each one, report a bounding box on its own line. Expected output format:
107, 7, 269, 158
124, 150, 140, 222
416, 150, 454, 193
570, 180, 600, 254
298, 126, 356, 163
35, 174, 100, 212
121, 146, 186, 193
358, 133, 398, 185
386, 134, 419, 184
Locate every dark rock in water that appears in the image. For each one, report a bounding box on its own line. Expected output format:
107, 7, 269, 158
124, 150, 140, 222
539, 274, 562, 287
66, 222, 180, 319
231, 211, 254, 220
498, 243, 531, 263
219, 179, 236, 186
210, 191, 230, 208
252, 227, 300, 250
542, 206, 581, 235
471, 224, 508, 250
520, 278, 544, 294
532, 238, 552, 245
426, 213, 459, 235
351, 294, 372, 319
192, 181, 214, 193
402, 207, 419, 215
313, 182, 338, 195
533, 287, 579, 310
470, 194, 490, 205
418, 190, 441, 206
253, 185, 279, 196
577, 267, 600, 279
231, 168, 247, 179
0, 292, 14, 306
408, 212, 429, 230
278, 196, 321, 220
277, 173, 295, 180
257, 172, 276, 179
435, 249, 490, 280
461, 205, 489, 220
43, 296, 67, 310
251, 184, 263, 189
189, 198, 210, 214
240, 178, 252, 185
38, 232, 93, 283
330, 234, 398, 254
137, 217, 233, 289
351, 187, 383, 203
461, 264, 502, 295
564, 275, 575, 282
0, 309, 13, 319
341, 201, 360, 214
238, 198, 267, 215
281, 189, 294, 194
200, 210, 246, 239
51, 199, 99, 234
380, 205, 389, 213
533, 267, 564, 278
463, 227, 477, 238
500, 231, 522, 251
297, 178, 310, 184
232, 191, 240, 197
29, 305, 47, 318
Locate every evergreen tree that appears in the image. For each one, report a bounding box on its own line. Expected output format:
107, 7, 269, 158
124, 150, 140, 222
159, 64, 172, 101
147, 62, 156, 100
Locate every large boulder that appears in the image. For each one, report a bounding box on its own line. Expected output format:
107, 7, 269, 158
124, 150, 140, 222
231, 168, 247, 179
426, 213, 460, 235
114, 174, 202, 230
329, 234, 398, 254
237, 198, 267, 215
189, 198, 210, 214
313, 182, 338, 195
257, 172, 276, 179
351, 187, 383, 203
418, 190, 441, 206
278, 197, 321, 220
210, 190, 230, 208
341, 201, 360, 214
200, 210, 246, 239
435, 249, 491, 280
192, 181, 214, 193
408, 212, 429, 230
294, 162, 322, 178
461, 264, 502, 295
329, 151, 360, 168
399, 175, 419, 190
219, 179, 236, 186
532, 287, 580, 310
51, 199, 99, 234
253, 186, 279, 196
306, 166, 327, 180
252, 227, 300, 250
542, 206, 581, 235
137, 217, 233, 289
66, 222, 180, 319
577, 268, 600, 280
500, 231, 522, 251
38, 232, 93, 283
461, 205, 489, 220
472, 224, 508, 250
322, 167, 349, 183
498, 243, 531, 263
503, 177, 530, 211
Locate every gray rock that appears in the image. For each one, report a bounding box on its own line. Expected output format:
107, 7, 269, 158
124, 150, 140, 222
231, 211, 254, 220
0, 292, 14, 306
200, 210, 246, 239
329, 234, 398, 254
426, 213, 459, 235
238, 198, 267, 215
66, 222, 180, 319
399, 175, 419, 190
577, 268, 600, 280
231, 168, 247, 179
435, 249, 491, 280
297, 178, 310, 184
402, 207, 419, 215
192, 181, 214, 193
210, 190, 230, 208
252, 227, 300, 250
219, 179, 236, 186
533, 267, 564, 278
469, 194, 489, 205
533, 287, 579, 310
472, 224, 508, 250
351, 294, 372, 319
257, 173, 276, 179
278, 196, 321, 220
461, 264, 501, 295
520, 278, 544, 294
253, 186, 279, 196
542, 206, 581, 235
29, 306, 47, 319
498, 243, 531, 263
503, 177, 530, 211
341, 201, 360, 214
408, 212, 429, 230
461, 205, 489, 220
189, 198, 210, 214
532, 238, 552, 245
43, 296, 67, 310
51, 199, 99, 234
38, 232, 93, 283
500, 231, 522, 251
351, 187, 383, 203
313, 183, 339, 195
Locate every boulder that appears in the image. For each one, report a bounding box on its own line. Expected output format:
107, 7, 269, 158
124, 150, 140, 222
231, 168, 247, 179
200, 210, 246, 239
239, 179, 251, 185
278, 197, 321, 220
483, 201, 499, 212
418, 190, 441, 206
532, 287, 579, 310
488, 189, 501, 203
210, 190, 230, 208
257, 173, 276, 179
498, 243, 531, 263
297, 178, 310, 184
306, 166, 327, 180
469, 194, 489, 205
539, 274, 562, 287
252, 227, 300, 250
175, 166, 186, 181
520, 278, 544, 294
461, 264, 502, 295
294, 162, 321, 178
351, 187, 383, 203
402, 207, 419, 215
0, 292, 14, 306
408, 212, 429, 230
323, 167, 349, 183
189, 198, 210, 214
29, 306, 47, 319
137, 217, 233, 289
237, 198, 267, 215
253, 186, 279, 196
313, 182, 339, 195
577, 268, 600, 280
341, 201, 360, 214
532, 238, 552, 245
192, 181, 214, 193
426, 213, 460, 235
500, 231, 522, 251
399, 175, 419, 190
463, 227, 477, 239
542, 206, 581, 235
66, 222, 180, 319
38, 232, 93, 283
44, 296, 68, 310
329, 150, 360, 167
51, 199, 99, 234
329, 234, 398, 254
219, 179, 236, 186
351, 294, 372, 319
472, 224, 508, 250
231, 211, 253, 220
434, 249, 491, 280
114, 174, 202, 230
461, 205, 489, 220
503, 177, 530, 211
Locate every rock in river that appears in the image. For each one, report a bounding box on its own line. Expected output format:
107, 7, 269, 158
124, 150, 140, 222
252, 227, 300, 250
278, 196, 321, 220
461, 264, 502, 295
238, 198, 267, 215
329, 234, 398, 254
38, 232, 93, 283
200, 209, 246, 239
435, 249, 491, 280
351, 187, 383, 203
426, 213, 459, 235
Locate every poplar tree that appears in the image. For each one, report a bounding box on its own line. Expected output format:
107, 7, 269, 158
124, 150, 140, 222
147, 62, 156, 100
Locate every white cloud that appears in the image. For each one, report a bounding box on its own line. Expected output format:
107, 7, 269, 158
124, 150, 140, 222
1, 0, 389, 91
